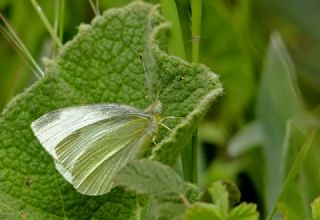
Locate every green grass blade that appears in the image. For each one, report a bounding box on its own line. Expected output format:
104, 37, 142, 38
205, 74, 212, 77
266, 130, 317, 220
30, 0, 62, 48
160, 0, 186, 60
0, 15, 44, 78
88, 0, 100, 16
54, 0, 65, 43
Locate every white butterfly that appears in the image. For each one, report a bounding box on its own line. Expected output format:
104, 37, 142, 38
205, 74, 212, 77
31, 100, 164, 195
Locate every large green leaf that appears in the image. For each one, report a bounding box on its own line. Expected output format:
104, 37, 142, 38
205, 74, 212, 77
0, 2, 222, 219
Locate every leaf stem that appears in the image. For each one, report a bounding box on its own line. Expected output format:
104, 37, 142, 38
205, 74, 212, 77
189, 0, 202, 185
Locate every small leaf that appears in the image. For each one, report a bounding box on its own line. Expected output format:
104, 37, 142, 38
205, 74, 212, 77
152, 202, 186, 220
114, 159, 184, 200
208, 181, 229, 217
185, 203, 222, 220
227, 203, 259, 220
312, 197, 320, 220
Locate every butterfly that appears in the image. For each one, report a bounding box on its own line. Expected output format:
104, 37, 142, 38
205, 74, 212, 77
31, 100, 165, 195
30, 50, 185, 196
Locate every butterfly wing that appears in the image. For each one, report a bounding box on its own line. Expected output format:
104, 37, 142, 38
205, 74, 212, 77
60, 116, 154, 195
31, 104, 157, 195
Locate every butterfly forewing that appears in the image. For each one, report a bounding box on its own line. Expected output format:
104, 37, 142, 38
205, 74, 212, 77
31, 104, 143, 160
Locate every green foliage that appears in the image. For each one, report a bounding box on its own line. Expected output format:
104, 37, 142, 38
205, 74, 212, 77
267, 131, 316, 220
227, 204, 259, 220
257, 32, 304, 211
208, 182, 229, 217
185, 203, 222, 220
185, 181, 259, 220
1, 0, 320, 218
0, 1, 221, 219
115, 159, 200, 220
116, 160, 258, 220
198, 0, 263, 145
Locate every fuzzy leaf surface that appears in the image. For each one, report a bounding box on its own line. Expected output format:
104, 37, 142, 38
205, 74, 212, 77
0, 1, 222, 219
114, 159, 184, 199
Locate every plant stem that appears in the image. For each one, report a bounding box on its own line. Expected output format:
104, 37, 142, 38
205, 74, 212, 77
159, 0, 186, 60
30, 0, 62, 48
191, 0, 202, 63
188, 0, 203, 184
58, 0, 65, 42
160, 0, 194, 182
160, 0, 202, 184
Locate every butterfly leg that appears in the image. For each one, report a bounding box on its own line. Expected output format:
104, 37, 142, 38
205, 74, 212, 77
159, 122, 171, 131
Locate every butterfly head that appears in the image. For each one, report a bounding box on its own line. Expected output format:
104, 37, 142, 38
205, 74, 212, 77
145, 100, 162, 116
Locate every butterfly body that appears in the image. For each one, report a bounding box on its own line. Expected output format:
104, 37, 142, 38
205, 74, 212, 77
31, 102, 162, 195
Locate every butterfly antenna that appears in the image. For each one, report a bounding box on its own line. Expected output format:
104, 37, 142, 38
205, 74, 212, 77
160, 122, 171, 132
160, 116, 183, 123
0, 14, 44, 79
139, 54, 154, 104
159, 75, 185, 98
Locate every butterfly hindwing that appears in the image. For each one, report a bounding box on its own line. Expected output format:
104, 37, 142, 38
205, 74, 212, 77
68, 117, 153, 195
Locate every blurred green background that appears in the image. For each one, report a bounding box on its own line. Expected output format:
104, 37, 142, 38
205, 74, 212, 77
1, 0, 319, 218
